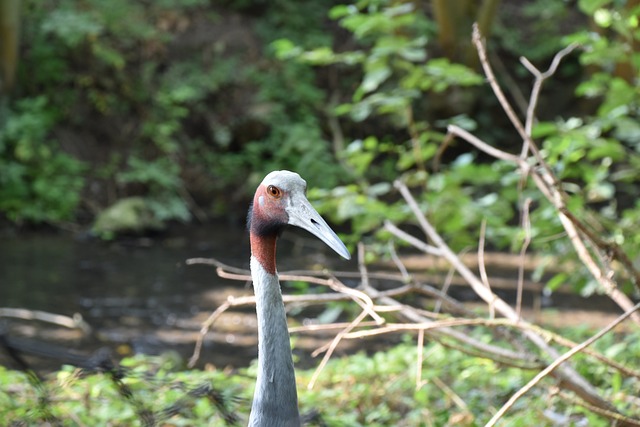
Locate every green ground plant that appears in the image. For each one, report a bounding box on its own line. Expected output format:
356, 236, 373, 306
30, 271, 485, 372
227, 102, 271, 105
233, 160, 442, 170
2, 326, 638, 426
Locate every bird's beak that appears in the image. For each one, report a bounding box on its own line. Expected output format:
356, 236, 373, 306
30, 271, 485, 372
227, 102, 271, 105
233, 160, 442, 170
286, 194, 351, 260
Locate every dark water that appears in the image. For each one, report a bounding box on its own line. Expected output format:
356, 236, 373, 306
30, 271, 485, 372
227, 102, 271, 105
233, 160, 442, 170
0, 224, 261, 371
0, 224, 360, 372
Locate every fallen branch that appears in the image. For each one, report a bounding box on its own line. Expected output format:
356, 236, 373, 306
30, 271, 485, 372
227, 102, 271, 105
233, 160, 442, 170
0, 308, 91, 334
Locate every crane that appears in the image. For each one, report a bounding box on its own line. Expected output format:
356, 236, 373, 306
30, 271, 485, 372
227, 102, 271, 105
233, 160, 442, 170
247, 170, 350, 427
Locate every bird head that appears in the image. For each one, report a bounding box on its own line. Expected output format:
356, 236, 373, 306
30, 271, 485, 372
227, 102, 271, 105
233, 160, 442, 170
248, 170, 350, 260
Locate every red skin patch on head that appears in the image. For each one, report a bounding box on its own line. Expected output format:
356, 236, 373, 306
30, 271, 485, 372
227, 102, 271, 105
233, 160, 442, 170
249, 184, 289, 274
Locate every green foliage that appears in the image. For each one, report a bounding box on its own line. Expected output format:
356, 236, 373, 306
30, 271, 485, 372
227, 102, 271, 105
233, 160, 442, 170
273, 0, 493, 252
0, 354, 244, 426
118, 157, 191, 224
537, 0, 640, 293
273, 0, 640, 299
3, 326, 639, 425
494, 0, 577, 62
0, 96, 86, 223
4, 0, 349, 227
274, 1, 481, 125
4, 0, 640, 293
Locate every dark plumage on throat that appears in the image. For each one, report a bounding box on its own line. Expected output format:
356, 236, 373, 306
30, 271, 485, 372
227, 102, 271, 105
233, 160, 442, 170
247, 204, 288, 238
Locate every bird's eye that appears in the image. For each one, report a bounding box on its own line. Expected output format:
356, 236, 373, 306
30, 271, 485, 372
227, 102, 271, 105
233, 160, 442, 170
267, 185, 282, 199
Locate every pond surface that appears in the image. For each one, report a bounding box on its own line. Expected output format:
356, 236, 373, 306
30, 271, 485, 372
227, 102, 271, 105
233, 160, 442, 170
0, 224, 354, 372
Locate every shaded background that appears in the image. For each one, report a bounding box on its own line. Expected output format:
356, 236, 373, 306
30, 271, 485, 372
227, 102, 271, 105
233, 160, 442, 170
0, 0, 639, 370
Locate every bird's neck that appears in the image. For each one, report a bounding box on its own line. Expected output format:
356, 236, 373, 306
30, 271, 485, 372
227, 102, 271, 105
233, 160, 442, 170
248, 247, 300, 426
250, 233, 277, 275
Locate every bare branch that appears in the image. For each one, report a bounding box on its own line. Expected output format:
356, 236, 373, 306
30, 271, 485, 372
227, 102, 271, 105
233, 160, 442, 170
516, 198, 533, 319
520, 43, 579, 142
485, 303, 640, 427
391, 179, 624, 415
307, 310, 369, 389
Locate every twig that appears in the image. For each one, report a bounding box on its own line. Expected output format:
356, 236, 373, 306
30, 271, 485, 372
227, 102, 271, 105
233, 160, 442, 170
434, 265, 455, 315
472, 23, 529, 146
446, 125, 522, 164
516, 198, 533, 319
307, 310, 369, 389
477, 219, 495, 319
485, 302, 640, 427
288, 321, 380, 334
384, 221, 442, 256
0, 308, 91, 334
557, 390, 640, 427
416, 327, 425, 391
431, 376, 473, 418
387, 241, 410, 282
520, 43, 579, 143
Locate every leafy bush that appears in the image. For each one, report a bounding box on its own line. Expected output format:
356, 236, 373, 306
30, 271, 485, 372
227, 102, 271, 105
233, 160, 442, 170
2, 0, 357, 227
0, 96, 85, 223
273, 0, 640, 297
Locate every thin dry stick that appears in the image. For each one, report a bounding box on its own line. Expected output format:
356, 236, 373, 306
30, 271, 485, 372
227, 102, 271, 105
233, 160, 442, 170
387, 241, 411, 282
520, 43, 579, 145
434, 266, 455, 315
478, 219, 491, 290
431, 376, 473, 418
341, 318, 504, 339
447, 124, 522, 164
472, 23, 530, 147
557, 390, 640, 427
307, 310, 369, 389
477, 219, 496, 319
384, 221, 442, 256
416, 327, 425, 390
516, 198, 533, 319
0, 308, 91, 333
484, 302, 640, 427
289, 320, 380, 334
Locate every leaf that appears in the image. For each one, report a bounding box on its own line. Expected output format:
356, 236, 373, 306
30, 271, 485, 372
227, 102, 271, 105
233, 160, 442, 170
531, 122, 558, 139
361, 65, 392, 93
328, 4, 355, 20
41, 9, 104, 47
271, 38, 302, 59
579, 0, 612, 14
546, 273, 568, 291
